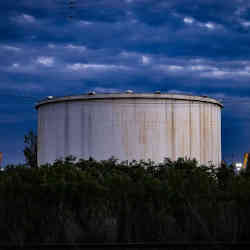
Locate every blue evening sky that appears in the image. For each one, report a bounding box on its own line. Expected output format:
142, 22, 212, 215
0, 0, 250, 165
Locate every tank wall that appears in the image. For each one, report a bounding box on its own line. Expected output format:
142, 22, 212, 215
37, 99, 222, 166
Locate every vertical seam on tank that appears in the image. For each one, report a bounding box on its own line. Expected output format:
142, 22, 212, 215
81, 102, 85, 157
215, 106, 217, 166
134, 100, 137, 160
216, 107, 218, 166
204, 104, 206, 164
199, 103, 202, 164
111, 100, 114, 160
218, 107, 221, 165
210, 104, 213, 166
220, 108, 222, 164
112, 99, 114, 138
45, 106, 48, 163
88, 102, 92, 158
65, 102, 69, 157
189, 102, 192, 159
165, 100, 167, 161
54, 104, 59, 160
37, 108, 41, 165
143, 110, 146, 158
171, 102, 175, 160
220, 107, 221, 165
217, 107, 220, 165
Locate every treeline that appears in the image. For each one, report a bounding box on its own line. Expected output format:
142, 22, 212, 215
1, 157, 250, 244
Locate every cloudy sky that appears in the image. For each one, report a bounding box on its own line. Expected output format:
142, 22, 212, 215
1, 0, 250, 165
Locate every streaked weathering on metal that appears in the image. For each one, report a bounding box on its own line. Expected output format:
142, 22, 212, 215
36, 93, 223, 166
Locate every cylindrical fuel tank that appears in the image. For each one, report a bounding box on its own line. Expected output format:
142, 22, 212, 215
36, 93, 223, 166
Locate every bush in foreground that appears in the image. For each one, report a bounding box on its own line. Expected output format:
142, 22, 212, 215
0, 157, 249, 244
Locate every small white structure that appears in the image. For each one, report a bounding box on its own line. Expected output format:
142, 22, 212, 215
36, 93, 223, 166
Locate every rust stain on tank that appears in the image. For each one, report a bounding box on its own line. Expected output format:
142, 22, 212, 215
171, 103, 176, 160
199, 103, 203, 164
203, 104, 208, 164
120, 109, 129, 159
138, 111, 147, 145
64, 102, 69, 157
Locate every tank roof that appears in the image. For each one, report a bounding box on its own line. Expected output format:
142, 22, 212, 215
35, 93, 223, 109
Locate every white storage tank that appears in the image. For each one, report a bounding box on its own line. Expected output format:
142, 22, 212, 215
36, 93, 223, 166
